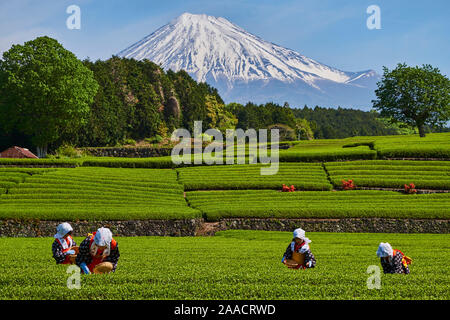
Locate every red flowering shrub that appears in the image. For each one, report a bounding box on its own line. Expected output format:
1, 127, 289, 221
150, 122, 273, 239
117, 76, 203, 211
282, 184, 296, 192
404, 183, 417, 194
342, 179, 355, 190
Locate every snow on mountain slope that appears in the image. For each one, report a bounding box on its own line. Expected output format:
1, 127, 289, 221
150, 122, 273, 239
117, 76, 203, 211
118, 13, 379, 108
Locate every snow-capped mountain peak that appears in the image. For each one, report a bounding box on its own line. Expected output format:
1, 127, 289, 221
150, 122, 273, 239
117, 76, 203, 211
118, 13, 379, 108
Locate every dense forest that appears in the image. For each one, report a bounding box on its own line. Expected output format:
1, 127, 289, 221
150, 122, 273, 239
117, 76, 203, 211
1, 57, 235, 150
292, 106, 398, 139
1, 54, 447, 153
68, 57, 234, 147
292, 106, 449, 139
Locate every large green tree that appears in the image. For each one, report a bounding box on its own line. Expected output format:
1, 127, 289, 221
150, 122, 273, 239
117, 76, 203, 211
372, 63, 450, 137
295, 118, 314, 140
0, 36, 99, 156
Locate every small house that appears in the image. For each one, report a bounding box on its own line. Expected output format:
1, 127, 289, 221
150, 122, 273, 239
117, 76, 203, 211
0, 146, 39, 159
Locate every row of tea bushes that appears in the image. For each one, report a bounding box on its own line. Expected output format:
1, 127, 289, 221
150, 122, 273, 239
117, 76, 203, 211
186, 190, 450, 221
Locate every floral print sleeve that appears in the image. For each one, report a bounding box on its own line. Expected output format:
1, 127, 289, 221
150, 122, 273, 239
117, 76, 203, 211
103, 244, 120, 272
380, 252, 410, 274
282, 243, 293, 262
52, 239, 76, 264
303, 249, 316, 268
75, 237, 92, 267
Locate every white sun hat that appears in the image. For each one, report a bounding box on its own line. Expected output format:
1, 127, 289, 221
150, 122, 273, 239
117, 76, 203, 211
377, 242, 394, 258
293, 228, 311, 243
94, 227, 113, 246
54, 222, 73, 238
293, 228, 306, 240
292, 228, 312, 247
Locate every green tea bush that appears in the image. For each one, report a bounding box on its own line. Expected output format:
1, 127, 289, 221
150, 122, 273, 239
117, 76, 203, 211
0, 167, 199, 220
81, 157, 176, 168
177, 163, 332, 191
0, 158, 80, 166
186, 190, 450, 221
0, 231, 448, 300
325, 160, 450, 190
373, 133, 450, 159
0, 168, 50, 191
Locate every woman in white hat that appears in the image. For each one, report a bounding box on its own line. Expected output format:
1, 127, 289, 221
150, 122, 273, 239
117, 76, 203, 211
282, 228, 316, 269
377, 242, 411, 274
52, 222, 79, 264
75, 227, 120, 274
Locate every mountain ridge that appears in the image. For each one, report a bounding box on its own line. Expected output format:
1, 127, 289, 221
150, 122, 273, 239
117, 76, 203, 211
118, 12, 380, 109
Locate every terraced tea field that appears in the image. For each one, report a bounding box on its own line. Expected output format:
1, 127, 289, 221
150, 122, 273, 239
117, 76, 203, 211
373, 133, 450, 158
280, 140, 377, 162
177, 163, 332, 191
1, 133, 449, 168
281, 132, 450, 161
325, 160, 450, 190
0, 231, 448, 300
186, 190, 450, 221
0, 167, 200, 220
0, 168, 52, 192
1, 159, 450, 221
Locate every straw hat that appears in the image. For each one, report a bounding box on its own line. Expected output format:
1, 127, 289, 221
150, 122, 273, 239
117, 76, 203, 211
93, 262, 114, 274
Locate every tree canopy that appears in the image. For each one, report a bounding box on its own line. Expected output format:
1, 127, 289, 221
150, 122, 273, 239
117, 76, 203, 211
372, 63, 450, 137
0, 36, 99, 156
292, 106, 398, 139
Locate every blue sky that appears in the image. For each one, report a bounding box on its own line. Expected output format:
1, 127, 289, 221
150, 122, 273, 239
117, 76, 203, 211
0, 0, 449, 76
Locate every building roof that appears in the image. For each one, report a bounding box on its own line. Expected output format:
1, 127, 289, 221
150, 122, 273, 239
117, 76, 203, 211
0, 146, 39, 159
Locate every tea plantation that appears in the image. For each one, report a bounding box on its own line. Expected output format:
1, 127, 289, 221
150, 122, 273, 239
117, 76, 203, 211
186, 190, 450, 220
1, 160, 449, 221
0, 158, 449, 221
0, 167, 200, 220
0, 133, 449, 300
0, 231, 448, 300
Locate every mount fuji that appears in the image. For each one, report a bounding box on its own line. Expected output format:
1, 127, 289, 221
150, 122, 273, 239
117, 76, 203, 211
118, 12, 380, 109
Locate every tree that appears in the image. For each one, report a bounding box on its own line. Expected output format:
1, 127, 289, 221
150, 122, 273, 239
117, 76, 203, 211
372, 63, 450, 137
295, 118, 314, 140
167, 70, 224, 133
205, 95, 237, 133
267, 124, 296, 141
376, 117, 417, 135
0, 36, 99, 156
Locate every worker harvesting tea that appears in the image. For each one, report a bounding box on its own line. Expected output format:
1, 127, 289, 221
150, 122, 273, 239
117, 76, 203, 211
376, 242, 412, 274
52, 222, 79, 264
76, 227, 120, 274
282, 228, 316, 269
